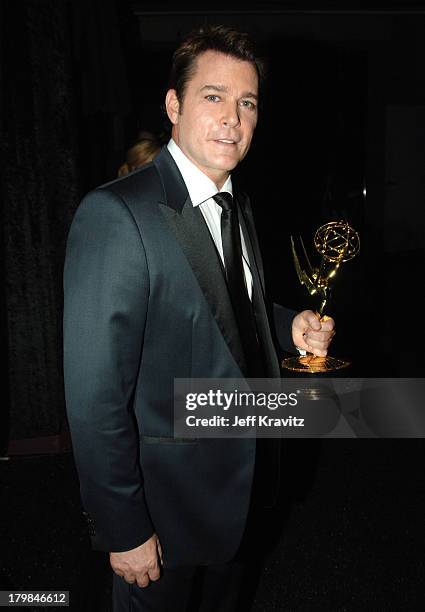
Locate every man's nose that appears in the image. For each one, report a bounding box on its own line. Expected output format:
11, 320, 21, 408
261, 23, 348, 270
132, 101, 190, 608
221, 102, 240, 128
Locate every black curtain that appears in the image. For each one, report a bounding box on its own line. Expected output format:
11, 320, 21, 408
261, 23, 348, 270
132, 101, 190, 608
1, 0, 80, 440
71, 0, 132, 189
1, 0, 132, 444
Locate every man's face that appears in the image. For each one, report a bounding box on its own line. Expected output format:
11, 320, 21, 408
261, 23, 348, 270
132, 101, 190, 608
166, 50, 259, 188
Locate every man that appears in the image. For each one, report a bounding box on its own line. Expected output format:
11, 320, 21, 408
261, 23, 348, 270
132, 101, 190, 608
63, 25, 334, 611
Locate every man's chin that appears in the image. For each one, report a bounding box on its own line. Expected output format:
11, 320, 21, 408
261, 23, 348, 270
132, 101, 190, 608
211, 156, 240, 173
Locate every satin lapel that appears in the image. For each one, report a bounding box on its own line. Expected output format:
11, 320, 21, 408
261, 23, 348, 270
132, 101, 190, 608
158, 195, 248, 375
236, 194, 281, 378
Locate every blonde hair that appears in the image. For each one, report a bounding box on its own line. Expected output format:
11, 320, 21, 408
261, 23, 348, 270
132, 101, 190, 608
118, 135, 160, 177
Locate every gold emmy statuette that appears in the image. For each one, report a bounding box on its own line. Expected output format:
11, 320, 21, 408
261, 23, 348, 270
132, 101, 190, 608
282, 220, 360, 373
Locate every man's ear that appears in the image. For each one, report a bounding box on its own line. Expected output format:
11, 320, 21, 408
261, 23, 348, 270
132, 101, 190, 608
165, 89, 180, 125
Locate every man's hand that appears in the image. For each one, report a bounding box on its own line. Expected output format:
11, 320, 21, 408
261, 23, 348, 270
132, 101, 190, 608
292, 310, 335, 356
110, 533, 163, 588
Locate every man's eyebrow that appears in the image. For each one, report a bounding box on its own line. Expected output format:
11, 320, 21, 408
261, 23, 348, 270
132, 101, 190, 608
241, 91, 258, 101
200, 84, 258, 100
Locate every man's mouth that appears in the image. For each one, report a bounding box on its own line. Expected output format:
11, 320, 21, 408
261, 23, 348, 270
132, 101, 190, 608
214, 139, 237, 145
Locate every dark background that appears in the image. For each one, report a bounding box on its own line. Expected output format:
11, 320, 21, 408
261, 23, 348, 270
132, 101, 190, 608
1, 1, 424, 610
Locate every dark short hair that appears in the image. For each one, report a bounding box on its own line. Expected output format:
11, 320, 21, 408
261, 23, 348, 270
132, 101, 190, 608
167, 24, 267, 104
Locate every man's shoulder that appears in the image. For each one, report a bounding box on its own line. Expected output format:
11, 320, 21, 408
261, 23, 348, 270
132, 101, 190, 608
78, 146, 185, 220
73, 164, 164, 232
96, 162, 162, 203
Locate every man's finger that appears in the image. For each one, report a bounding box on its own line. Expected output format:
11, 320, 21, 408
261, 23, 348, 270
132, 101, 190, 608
320, 317, 335, 332
305, 330, 334, 344
307, 347, 327, 357
156, 539, 164, 566
147, 563, 161, 581
303, 310, 321, 330
136, 574, 150, 589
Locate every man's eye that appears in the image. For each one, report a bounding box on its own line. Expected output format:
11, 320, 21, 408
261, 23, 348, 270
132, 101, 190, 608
241, 100, 256, 109
206, 95, 220, 102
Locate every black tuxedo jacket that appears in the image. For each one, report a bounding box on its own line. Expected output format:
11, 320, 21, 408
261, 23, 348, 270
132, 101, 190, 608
63, 146, 296, 567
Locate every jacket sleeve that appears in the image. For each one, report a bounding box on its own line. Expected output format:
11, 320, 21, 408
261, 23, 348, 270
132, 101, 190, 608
272, 302, 298, 354
63, 187, 153, 552
237, 190, 299, 356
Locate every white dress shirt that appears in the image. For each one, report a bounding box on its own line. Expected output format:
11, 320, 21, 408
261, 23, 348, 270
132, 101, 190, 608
167, 139, 253, 299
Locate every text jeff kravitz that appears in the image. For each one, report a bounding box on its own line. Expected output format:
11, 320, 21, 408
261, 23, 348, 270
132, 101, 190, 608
186, 415, 305, 427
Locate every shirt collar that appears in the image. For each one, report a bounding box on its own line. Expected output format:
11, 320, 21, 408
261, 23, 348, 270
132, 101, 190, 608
167, 138, 233, 207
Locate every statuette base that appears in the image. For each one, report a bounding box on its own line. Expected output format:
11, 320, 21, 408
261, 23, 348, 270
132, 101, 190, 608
282, 354, 350, 373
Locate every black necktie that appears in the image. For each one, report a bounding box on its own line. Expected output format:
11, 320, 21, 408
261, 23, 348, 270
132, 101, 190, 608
214, 194, 277, 506
213, 193, 264, 376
